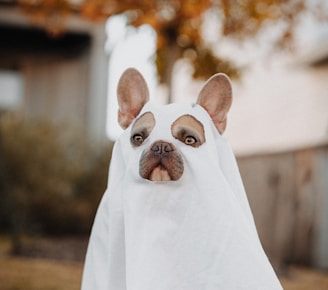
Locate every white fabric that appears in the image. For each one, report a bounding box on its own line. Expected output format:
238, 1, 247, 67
81, 101, 283, 290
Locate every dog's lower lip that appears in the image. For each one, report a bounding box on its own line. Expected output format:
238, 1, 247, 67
139, 147, 184, 181
148, 164, 172, 181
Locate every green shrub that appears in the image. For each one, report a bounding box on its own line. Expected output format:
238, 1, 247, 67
0, 112, 113, 236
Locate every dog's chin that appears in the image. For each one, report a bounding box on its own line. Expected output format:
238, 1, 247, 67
149, 166, 172, 182
139, 149, 184, 182
141, 164, 183, 182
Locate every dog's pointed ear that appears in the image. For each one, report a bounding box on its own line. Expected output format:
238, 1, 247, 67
196, 73, 232, 134
117, 68, 150, 129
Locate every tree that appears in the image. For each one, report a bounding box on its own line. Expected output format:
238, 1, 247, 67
16, 0, 326, 101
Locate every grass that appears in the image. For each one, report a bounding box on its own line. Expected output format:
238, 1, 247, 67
0, 236, 83, 290
280, 267, 328, 290
1, 236, 328, 290
0, 256, 83, 290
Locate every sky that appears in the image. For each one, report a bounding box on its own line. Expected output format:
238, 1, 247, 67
105, 15, 157, 140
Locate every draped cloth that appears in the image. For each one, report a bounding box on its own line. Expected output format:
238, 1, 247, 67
81, 101, 283, 290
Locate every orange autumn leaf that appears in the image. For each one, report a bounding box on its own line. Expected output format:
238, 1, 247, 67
15, 0, 326, 84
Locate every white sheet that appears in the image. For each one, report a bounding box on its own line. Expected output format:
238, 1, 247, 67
81, 101, 283, 290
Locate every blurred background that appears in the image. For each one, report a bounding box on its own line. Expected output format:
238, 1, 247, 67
0, 0, 328, 289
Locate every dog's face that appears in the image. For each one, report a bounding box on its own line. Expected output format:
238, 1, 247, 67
116, 68, 232, 182
130, 111, 206, 181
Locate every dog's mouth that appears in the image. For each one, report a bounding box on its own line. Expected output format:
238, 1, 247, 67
140, 158, 184, 182
149, 164, 173, 182
139, 142, 184, 182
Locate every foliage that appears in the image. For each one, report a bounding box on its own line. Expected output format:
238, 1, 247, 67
16, 0, 326, 83
0, 112, 112, 235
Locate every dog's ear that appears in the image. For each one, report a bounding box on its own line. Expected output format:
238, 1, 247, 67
117, 68, 150, 129
196, 73, 232, 134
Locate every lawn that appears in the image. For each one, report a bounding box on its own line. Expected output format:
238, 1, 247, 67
0, 236, 84, 290
1, 236, 328, 290
0, 255, 83, 290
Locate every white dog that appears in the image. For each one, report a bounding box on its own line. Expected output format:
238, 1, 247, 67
81, 68, 283, 290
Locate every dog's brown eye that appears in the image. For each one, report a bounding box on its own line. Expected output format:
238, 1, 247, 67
132, 134, 144, 145
184, 136, 196, 145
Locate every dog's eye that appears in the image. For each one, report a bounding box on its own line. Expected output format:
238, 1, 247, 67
184, 136, 197, 146
131, 134, 144, 145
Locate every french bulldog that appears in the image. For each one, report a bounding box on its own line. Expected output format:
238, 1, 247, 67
117, 67, 232, 182
81, 68, 283, 290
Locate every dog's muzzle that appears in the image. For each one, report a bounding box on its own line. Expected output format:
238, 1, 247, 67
139, 141, 184, 182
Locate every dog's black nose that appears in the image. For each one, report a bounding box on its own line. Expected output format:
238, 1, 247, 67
151, 141, 174, 154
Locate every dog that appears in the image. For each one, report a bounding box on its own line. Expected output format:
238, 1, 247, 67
81, 68, 282, 290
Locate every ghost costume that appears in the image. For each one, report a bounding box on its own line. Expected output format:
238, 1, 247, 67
81, 101, 283, 290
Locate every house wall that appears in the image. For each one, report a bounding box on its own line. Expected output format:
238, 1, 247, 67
23, 53, 89, 130
0, 7, 109, 145
237, 144, 328, 270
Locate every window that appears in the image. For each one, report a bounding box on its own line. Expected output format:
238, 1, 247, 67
0, 70, 23, 110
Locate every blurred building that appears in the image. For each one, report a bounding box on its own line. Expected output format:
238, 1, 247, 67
224, 34, 328, 270
0, 1, 109, 145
